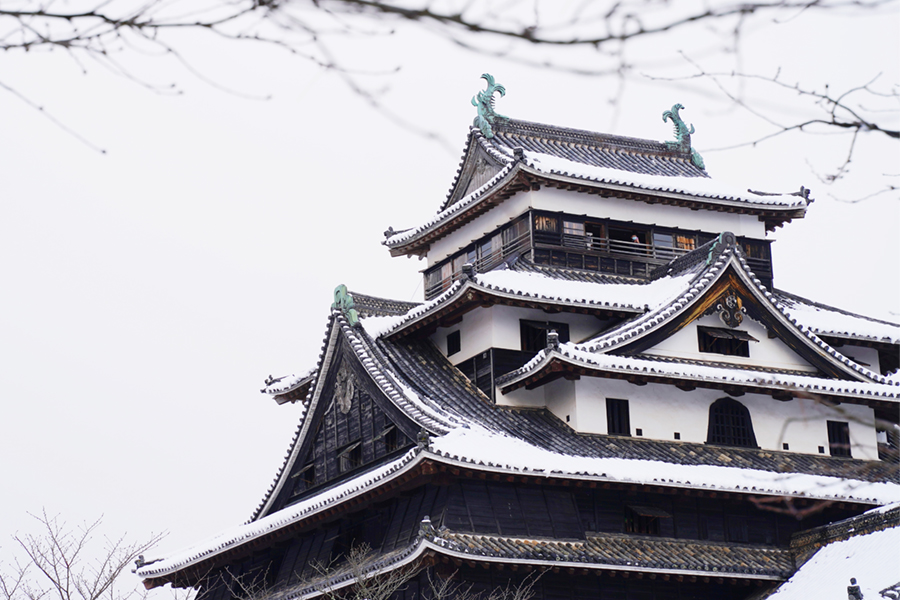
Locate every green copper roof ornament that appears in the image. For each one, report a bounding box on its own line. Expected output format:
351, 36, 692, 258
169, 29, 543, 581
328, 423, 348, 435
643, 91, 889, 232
662, 103, 705, 170
332, 284, 359, 327
472, 73, 508, 138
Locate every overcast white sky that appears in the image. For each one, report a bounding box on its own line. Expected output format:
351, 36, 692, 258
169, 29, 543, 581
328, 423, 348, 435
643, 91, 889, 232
0, 1, 897, 594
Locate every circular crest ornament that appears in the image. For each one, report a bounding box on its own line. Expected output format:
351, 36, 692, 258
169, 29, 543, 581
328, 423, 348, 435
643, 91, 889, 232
717, 292, 745, 328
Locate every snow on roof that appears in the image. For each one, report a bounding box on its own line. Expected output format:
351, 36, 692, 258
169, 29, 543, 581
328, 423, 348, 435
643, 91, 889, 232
778, 292, 900, 345
138, 429, 900, 582
262, 368, 315, 396
475, 268, 693, 311
535, 241, 898, 387
360, 268, 693, 341
501, 344, 900, 401
137, 447, 423, 581
428, 425, 900, 505
385, 129, 809, 250
767, 515, 900, 599
385, 158, 517, 246
523, 151, 808, 207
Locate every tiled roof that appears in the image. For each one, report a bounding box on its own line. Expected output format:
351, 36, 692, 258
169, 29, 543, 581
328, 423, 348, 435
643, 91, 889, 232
137, 310, 899, 583
387, 123, 809, 252
349, 291, 420, 318
381, 336, 899, 484
499, 234, 897, 389
432, 529, 793, 579
774, 290, 900, 345
263, 520, 793, 600
492, 118, 708, 179
509, 256, 640, 284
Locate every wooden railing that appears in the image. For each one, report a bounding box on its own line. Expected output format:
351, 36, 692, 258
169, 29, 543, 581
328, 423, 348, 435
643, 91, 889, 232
424, 230, 531, 299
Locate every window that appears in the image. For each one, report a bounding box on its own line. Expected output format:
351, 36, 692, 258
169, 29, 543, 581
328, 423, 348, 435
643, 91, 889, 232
675, 234, 696, 251
625, 505, 670, 535
698, 326, 757, 357
447, 330, 461, 356
606, 398, 630, 436
520, 320, 570, 352
337, 441, 362, 473
383, 426, 400, 453
534, 215, 559, 232
707, 397, 758, 448
291, 462, 316, 496
563, 220, 584, 236
827, 421, 852, 457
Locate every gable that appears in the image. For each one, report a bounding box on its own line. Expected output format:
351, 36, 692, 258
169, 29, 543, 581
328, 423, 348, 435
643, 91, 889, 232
442, 138, 505, 212
615, 266, 871, 382
642, 312, 820, 373
264, 334, 420, 517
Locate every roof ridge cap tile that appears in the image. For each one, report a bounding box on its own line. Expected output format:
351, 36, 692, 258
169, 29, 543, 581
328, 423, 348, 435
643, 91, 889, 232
498, 118, 677, 154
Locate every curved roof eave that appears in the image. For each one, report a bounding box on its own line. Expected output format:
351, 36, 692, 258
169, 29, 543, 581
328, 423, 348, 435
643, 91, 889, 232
497, 240, 896, 390
138, 431, 899, 587
374, 276, 646, 342
385, 158, 809, 256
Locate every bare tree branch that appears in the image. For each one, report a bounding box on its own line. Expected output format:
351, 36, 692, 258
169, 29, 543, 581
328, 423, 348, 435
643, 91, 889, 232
1, 512, 163, 600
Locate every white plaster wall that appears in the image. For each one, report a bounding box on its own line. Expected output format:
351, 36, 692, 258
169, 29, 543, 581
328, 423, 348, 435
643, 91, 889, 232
544, 378, 578, 429
837, 345, 881, 373
430, 305, 610, 364
430, 306, 494, 364
497, 385, 546, 408
645, 313, 819, 372
426, 186, 770, 266
530, 187, 768, 238
427, 196, 531, 266
500, 376, 880, 459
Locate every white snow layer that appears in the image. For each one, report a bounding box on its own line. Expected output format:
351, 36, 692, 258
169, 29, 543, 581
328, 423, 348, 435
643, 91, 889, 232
137, 448, 421, 579
767, 523, 900, 599
138, 426, 900, 580
780, 298, 900, 344
428, 425, 900, 505
525, 151, 808, 206
476, 269, 694, 310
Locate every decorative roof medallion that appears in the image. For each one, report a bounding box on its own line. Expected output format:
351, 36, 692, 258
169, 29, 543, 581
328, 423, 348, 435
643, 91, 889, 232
472, 73, 508, 138
334, 364, 355, 415
332, 284, 360, 327
662, 103, 706, 170
717, 291, 746, 328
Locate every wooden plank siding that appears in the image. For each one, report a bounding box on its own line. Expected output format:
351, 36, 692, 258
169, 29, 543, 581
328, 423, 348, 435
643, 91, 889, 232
269, 339, 421, 515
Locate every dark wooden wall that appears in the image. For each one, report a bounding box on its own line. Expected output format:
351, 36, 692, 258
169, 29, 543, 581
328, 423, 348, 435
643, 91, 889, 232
270, 344, 419, 514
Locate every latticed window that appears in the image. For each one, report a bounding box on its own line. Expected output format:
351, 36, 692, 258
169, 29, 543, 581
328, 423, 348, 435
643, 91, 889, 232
707, 398, 758, 448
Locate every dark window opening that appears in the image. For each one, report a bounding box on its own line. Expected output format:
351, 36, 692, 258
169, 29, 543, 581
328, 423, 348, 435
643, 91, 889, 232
520, 320, 570, 353
625, 506, 670, 535
606, 398, 630, 436
331, 517, 364, 564
698, 326, 757, 357
827, 421, 852, 457
291, 462, 316, 496
456, 351, 495, 401
447, 330, 461, 356
707, 397, 758, 448
381, 425, 404, 453
337, 441, 362, 473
